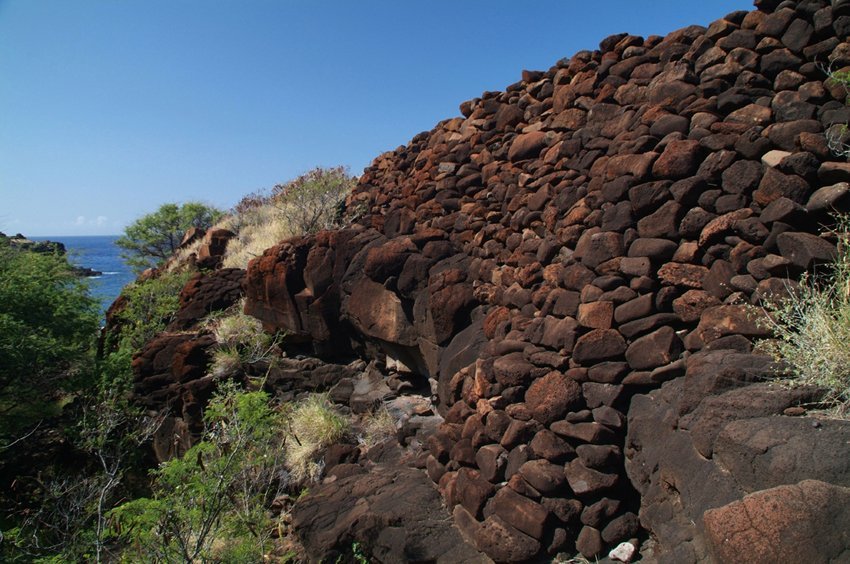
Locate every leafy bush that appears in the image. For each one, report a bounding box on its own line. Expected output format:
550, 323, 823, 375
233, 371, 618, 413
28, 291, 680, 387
0, 240, 99, 437
117, 202, 224, 272
108, 270, 192, 354
283, 394, 349, 484
111, 382, 287, 562
5, 385, 159, 563
760, 217, 850, 415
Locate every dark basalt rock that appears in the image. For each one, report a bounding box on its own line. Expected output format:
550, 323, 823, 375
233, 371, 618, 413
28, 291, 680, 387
122, 1, 850, 561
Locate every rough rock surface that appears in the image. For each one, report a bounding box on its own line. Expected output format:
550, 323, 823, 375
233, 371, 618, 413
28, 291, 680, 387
122, 0, 850, 561
292, 457, 488, 563
625, 350, 850, 562
169, 268, 245, 330
703, 480, 850, 564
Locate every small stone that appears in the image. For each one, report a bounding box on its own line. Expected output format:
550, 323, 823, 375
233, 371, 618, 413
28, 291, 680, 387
509, 131, 548, 162
573, 329, 627, 364
564, 459, 619, 496
601, 512, 640, 544
762, 149, 792, 168
518, 459, 568, 496
525, 371, 583, 425
576, 526, 604, 558
609, 541, 637, 563
806, 183, 850, 213
578, 301, 615, 329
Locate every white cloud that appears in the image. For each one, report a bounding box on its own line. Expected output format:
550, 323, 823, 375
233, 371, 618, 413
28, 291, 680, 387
69, 215, 110, 229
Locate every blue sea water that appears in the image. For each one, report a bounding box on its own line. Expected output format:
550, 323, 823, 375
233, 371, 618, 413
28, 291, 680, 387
33, 235, 136, 316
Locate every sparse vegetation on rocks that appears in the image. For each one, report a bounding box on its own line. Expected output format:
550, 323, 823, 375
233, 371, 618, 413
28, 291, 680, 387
207, 300, 279, 378
110, 381, 288, 563
9, 2, 850, 563
760, 215, 850, 415
282, 394, 349, 485
220, 166, 356, 269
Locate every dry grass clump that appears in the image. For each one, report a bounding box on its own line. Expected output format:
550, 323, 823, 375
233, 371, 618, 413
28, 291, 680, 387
272, 166, 354, 235
210, 347, 244, 379
165, 236, 205, 272
760, 217, 850, 416
207, 301, 277, 377
824, 66, 850, 159
220, 167, 356, 269
220, 205, 292, 269
283, 394, 349, 484
358, 406, 397, 448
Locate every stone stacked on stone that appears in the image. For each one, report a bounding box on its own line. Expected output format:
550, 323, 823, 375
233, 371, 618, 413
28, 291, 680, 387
240, 1, 850, 560
121, 0, 850, 561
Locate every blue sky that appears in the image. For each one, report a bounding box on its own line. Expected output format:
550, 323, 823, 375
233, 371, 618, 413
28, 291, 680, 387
1, 0, 754, 236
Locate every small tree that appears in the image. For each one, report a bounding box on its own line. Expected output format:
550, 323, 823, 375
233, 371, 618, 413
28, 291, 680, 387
116, 202, 224, 272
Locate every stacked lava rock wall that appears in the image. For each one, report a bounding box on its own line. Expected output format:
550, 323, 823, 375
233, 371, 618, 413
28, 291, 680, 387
244, 0, 850, 560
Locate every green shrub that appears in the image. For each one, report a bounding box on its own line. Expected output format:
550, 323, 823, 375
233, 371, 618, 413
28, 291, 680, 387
760, 217, 850, 415
111, 382, 286, 562
108, 270, 192, 354
0, 240, 99, 437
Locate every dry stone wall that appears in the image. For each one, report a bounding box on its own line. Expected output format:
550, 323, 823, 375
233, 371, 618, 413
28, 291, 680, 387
128, 0, 850, 561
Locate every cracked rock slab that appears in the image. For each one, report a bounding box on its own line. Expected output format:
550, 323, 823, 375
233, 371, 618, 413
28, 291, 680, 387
704, 479, 850, 563
292, 462, 488, 563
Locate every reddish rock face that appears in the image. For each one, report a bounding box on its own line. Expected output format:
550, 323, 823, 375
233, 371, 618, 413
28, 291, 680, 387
704, 480, 850, 563
347, 277, 418, 346
169, 268, 245, 330
196, 228, 236, 269
127, 2, 850, 561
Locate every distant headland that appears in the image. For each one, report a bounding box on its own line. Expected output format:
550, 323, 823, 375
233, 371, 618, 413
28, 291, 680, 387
0, 232, 103, 277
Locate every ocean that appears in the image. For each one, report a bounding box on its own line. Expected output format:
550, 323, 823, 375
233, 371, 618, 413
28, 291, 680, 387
33, 235, 137, 316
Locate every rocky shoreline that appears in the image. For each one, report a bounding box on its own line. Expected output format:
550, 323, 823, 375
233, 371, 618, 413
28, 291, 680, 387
1, 232, 103, 277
